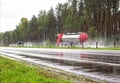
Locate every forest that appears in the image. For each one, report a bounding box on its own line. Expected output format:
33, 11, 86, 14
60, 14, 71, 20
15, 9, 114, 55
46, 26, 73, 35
0, 0, 120, 46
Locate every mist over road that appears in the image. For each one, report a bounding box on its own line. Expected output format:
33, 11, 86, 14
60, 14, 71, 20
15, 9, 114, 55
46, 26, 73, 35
0, 47, 120, 83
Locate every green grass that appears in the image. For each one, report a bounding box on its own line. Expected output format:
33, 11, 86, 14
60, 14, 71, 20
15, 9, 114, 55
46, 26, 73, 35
10, 45, 120, 50
0, 56, 71, 83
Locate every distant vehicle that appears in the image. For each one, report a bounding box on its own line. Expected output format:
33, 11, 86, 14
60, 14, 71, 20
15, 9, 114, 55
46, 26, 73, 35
17, 41, 24, 46
56, 32, 88, 46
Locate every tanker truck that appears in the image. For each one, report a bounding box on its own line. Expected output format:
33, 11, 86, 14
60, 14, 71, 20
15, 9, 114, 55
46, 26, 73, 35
56, 32, 88, 47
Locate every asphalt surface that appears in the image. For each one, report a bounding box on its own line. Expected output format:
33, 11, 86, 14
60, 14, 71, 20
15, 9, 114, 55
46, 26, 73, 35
0, 47, 120, 83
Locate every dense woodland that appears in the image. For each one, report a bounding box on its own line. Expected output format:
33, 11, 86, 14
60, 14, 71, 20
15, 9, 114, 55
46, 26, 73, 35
0, 0, 120, 46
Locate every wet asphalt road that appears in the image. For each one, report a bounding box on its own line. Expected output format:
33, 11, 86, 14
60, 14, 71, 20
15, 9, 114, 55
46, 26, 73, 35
0, 47, 120, 83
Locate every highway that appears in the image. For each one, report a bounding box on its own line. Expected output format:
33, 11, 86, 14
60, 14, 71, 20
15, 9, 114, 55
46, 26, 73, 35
0, 47, 120, 83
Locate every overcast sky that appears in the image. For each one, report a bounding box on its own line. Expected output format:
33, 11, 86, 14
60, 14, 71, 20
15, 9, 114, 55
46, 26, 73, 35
0, 0, 67, 32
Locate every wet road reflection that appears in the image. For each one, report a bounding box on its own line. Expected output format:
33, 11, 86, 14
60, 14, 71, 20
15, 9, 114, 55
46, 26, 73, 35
23, 55, 120, 75
80, 54, 120, 64
21, 54, 120, 83
0, 47, 120, 83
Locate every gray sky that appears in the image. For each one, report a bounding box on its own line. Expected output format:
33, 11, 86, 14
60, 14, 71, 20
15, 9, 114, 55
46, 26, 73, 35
0, 0, 67, 32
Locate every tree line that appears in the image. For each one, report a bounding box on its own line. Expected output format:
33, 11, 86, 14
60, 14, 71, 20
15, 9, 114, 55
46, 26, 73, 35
0, 0, 120, 46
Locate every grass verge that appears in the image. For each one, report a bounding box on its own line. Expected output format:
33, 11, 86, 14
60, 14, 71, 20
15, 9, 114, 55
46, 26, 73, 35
0, 56, 71, 83
10, 46, 120, 50
0, 56, 107, 83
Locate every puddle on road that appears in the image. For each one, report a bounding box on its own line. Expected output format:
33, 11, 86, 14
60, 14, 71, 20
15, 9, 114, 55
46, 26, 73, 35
1, 50, 120, 82
23, 54, 120, 83
23, 54, 120, 76
20, 50, 120, 64
80, 54, 120, 64
2, 50, 120, 75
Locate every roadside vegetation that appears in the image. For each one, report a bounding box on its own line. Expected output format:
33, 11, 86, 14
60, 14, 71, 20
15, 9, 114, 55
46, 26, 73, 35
0, 56, 105, 83
0, 0, 120, 47
0, 56, 71, 83
9, 45, 120, 50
